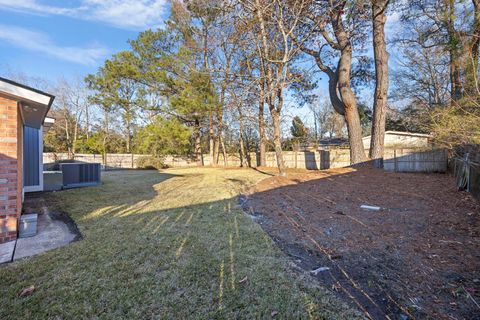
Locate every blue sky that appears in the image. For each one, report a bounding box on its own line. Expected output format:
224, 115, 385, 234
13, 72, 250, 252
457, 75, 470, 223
0, 0, 170, 80
0, 1, 402, 128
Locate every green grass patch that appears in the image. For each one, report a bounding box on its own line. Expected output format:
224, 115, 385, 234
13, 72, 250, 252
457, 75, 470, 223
0, 168, 360, 319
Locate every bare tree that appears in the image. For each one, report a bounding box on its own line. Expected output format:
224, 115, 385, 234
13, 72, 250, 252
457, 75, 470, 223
309, 96, 346, 139
392, 46, 450, 108
400, 0, 479, 101
241, 0, 308, 175
52, 78, 89, 158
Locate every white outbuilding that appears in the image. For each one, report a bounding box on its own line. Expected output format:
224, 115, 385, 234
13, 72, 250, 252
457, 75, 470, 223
362, 131, 432, 149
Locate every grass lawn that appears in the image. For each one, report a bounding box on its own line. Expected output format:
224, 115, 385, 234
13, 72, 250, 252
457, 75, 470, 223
0, 168, 360, 319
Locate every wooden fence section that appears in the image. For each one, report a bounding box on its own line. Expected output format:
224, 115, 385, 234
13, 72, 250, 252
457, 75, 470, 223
44, 147, 447, 173
383, 148, 448, 172
451, 156, 480, 201
202, 149, 352, 169
43, 153, 197, 169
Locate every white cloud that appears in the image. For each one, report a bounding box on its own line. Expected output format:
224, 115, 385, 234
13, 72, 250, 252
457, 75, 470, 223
0, 0, 76, 15
0, 24, 108, 65
0, 0, 168, 30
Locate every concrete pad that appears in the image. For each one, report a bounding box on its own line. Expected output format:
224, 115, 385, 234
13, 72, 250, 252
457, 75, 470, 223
14, 211, 78, 261
0, 240, 15, 264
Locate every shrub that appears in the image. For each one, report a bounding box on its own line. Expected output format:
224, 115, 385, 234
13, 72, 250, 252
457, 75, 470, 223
430, 97, 480, 149
136, 156, 168, 170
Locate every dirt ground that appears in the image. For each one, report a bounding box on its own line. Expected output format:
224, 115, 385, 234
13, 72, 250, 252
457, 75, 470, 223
244, 167, 480, 319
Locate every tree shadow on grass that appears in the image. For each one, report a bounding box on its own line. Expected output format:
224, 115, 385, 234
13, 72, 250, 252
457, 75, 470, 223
0, 169, 361, 320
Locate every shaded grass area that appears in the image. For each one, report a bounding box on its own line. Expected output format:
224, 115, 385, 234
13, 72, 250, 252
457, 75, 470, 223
0, 168, 360, 319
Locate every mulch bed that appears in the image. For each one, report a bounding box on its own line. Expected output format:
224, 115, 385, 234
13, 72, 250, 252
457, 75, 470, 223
245, 167, 480, 319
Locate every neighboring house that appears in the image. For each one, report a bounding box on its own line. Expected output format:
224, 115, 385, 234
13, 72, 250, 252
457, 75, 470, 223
0, 77, 55, 244
362, 131, 432, 149
317, 138, 350, 150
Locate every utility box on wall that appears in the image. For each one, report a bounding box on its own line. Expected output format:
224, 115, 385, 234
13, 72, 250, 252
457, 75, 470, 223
18, 214, 38, 238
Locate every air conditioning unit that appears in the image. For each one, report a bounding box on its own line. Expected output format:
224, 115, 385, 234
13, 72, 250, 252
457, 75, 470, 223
61, 163, 101, 189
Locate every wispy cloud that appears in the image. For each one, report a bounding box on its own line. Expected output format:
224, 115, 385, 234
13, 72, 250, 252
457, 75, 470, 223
0, 0, 77, 15
0, 0, 168, 30
0, 24, 108, 65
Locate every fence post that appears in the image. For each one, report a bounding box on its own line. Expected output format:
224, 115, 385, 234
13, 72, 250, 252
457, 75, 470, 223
467, 160, 471, 192
394, 148, 397, 172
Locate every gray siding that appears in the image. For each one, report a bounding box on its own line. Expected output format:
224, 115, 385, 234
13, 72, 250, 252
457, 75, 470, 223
23, 126, 40, 187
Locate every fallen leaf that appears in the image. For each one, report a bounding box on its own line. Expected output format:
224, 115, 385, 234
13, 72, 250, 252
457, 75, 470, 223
239, 276, 248, 284
332, 283, 341, 292
19, 285, 35, 297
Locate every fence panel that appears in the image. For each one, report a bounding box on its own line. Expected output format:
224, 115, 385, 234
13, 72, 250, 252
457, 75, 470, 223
383, 148, 447, 172
452, 156, 480, 201
45, 148, 448, 173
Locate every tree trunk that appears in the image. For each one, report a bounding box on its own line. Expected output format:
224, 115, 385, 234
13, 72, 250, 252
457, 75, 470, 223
343, 104, 365, 164
239, 133, 246, 168
270, 107, 285, 175
301, 8, 367, 165
103, 111, 109, 169
239, 105, 246, 167
220, 134, 227, 166
369, 0, 389, 168
465, 0, 480, 96
64, 115, 73, 159
214, 127, 221, 165
447, 0, 464, 101
258, 81, 267, 167
337, 48, 367, 164
194, 119, 204, 165
72, 119, 79, 156
85, 105, 90, 139
209, 111, 215, 165
450, 54, 463, 101
214, 87, 225, 166
126, 119, 131, 154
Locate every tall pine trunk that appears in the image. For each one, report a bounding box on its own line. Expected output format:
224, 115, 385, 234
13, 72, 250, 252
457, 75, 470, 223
214, 86, 226, 166
194, 119, 204, 165
258, 81, 266, 167
270, 110, 285, 175
447, 0, 464, 101
465, 0, 480, 96
369, 0, 389, 167
337, 45, 367, 164
209, 111, 215, 165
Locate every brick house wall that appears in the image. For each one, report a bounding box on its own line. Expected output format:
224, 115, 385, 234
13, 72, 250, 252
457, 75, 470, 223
0, 96, 22, 243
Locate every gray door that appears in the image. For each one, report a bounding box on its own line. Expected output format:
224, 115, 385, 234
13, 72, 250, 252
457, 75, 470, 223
23, 125, 43, 192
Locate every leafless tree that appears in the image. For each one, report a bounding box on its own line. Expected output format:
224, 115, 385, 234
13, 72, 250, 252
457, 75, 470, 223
240, 0, 309, 175
400, 0, 479, 100
52, 78, 89, 158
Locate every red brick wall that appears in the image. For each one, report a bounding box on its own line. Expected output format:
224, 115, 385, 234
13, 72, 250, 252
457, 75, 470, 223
0, 96, 21, 243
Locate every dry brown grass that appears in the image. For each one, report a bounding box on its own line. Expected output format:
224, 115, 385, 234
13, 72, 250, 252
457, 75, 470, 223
0, 167, 360, 319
